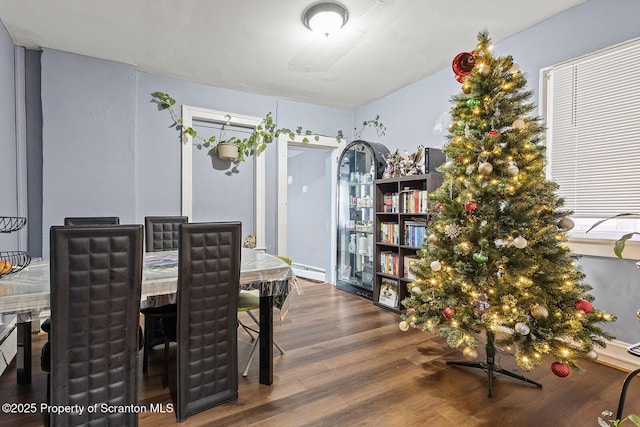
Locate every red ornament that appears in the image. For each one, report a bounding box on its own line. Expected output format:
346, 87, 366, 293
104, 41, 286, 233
442, 306, 455, 319
551, 362, 570, 377
575, 299, 593, 313
452, 52, 476, 81
487, 129, 499, 138
434, 203, 444, 211
464, 201, 478, 213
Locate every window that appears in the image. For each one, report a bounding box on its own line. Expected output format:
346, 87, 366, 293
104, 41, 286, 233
541, 37, 640, 257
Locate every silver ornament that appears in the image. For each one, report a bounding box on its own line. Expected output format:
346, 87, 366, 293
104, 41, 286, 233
514, 322, 530, 335
585, 350, 598, 361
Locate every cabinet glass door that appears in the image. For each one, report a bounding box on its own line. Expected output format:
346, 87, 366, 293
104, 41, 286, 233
336, 141, 388, 300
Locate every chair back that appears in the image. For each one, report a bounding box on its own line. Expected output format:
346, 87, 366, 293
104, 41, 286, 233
64, 216, 120, 226
175, 222, 241, 421
145, 216, 188, 252
49, 225, 143, 427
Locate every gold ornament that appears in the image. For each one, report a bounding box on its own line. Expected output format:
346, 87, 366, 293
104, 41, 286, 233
557, 217, 575, 231
427, 233, 438, 244
399, 321, 410, 332
477, 63, 491, 76
636, 308, 640, 321
463, 347, 478, 361
531, 305, 549, 319
512, 119, 525, 129
478, 161, 493, 175
506, 164, 520, 176
513, 236, 528, 249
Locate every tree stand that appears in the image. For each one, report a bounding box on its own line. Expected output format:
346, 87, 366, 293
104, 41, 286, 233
446, 331, 543, 397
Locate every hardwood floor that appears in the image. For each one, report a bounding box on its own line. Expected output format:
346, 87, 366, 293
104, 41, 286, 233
1, 278, 639, 426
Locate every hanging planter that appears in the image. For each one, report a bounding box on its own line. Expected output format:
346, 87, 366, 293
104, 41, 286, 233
151, 91, 386, 167
217, 142, 239, 160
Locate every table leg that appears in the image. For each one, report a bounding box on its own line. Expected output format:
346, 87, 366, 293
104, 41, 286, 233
16, 321, 32, 384
259, 294, 274, 386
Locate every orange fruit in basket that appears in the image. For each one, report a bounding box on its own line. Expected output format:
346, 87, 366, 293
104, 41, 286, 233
0, 260, 12, 274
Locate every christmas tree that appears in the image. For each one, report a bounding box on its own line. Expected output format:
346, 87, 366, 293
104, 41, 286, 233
400, 31, 615, 383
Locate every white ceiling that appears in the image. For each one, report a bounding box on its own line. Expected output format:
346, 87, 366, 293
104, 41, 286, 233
0, 0, 586, 110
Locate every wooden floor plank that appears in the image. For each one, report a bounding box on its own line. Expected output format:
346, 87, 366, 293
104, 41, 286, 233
1, 278, 639, 426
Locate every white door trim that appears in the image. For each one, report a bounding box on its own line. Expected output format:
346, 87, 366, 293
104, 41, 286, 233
180, 105, 266, 249
277, 134, 345, 284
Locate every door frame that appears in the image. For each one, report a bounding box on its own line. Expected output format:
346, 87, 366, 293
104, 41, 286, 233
180, 105, 266, 250
276, 134, 345, 284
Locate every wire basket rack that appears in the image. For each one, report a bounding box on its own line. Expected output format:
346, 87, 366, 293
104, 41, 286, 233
0, 216, 27, 233
0, 251, 31, 277
0, 216, 31, 277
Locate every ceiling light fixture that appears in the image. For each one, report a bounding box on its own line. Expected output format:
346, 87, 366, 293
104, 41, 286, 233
303, 2, 348, 37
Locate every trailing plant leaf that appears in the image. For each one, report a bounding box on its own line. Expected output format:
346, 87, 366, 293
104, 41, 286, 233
151, 91, 385, 165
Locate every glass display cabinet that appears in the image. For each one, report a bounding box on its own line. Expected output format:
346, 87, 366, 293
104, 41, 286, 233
336, 140, 389, 300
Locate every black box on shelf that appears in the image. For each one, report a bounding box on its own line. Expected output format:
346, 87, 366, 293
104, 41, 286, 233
421, 147, 446, 173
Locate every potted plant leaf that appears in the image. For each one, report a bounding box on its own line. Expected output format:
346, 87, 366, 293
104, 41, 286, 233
587, 213, 640, 259
151, 91, 386, 164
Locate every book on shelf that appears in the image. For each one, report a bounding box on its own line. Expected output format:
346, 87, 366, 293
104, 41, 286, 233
383, 192, 399, 213
401, 189, 429, 213
378, 278, 399, 308
379, 251, 400, 276
404, 255, 418, 280
379, 222, 399, 245
404, 220, 427, 247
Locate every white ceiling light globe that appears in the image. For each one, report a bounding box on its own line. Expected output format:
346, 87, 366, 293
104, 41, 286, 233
309, 11, 344, 36
303, 2, 348, 37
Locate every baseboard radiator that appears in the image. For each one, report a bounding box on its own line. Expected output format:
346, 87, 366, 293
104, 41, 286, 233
291, 262, 325, 282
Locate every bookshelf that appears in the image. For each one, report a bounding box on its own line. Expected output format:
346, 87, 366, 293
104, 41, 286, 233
373, 174, 443, 313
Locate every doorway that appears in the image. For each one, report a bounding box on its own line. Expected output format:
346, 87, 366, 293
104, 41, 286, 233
277, 135, 344, 284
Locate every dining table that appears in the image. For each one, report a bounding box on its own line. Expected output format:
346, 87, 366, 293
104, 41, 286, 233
0, 248, 294, 386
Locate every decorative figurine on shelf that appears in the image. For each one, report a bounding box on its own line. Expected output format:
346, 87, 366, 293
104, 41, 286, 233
243, 233, 256, 249
383, 149, 403, 178
384, 146, 427, 177
400, 145, 424, 175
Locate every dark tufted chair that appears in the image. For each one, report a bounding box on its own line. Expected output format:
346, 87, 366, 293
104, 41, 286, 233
63, 216, 120, 226
140, 216, 188, 374
156, 222, 241, 421
44, 225, 143, 427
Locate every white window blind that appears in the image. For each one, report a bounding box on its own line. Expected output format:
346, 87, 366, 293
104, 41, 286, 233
544, 37, 640, 217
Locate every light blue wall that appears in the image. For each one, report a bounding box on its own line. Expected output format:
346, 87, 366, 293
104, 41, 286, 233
40, 49, 137, 257
0, 20, 17, 249
37, 60, 354, 258
355, 0, 640, 342
135, 72, 352, 254
357, 0, 640, 155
